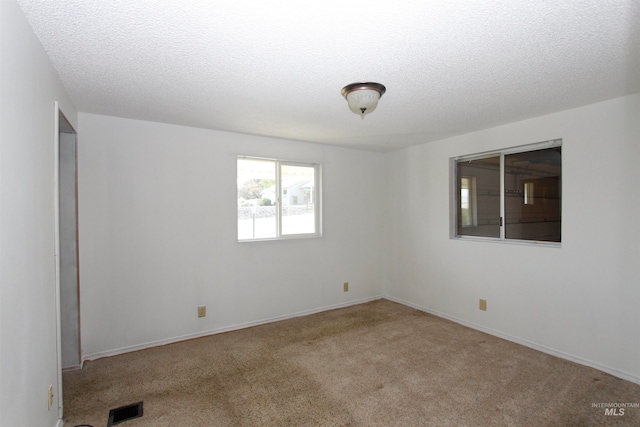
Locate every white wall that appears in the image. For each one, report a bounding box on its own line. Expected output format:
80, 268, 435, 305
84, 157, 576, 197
78, 113, 386, 358
384, 94, 640, 383
79, 97, 640, 383
0, 1, 77, 426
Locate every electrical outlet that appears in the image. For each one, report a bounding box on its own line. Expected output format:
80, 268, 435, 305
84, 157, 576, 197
198, 305, 206, 318
479, 299, 487, 311
343, 282, 349, 292
48, 385, 53, 410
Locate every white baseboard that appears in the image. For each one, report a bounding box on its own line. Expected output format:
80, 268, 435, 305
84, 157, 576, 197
82, 295, 384, 363
383, 295, 640, 385
80, 293, 639, 385
55, 418, 65, 427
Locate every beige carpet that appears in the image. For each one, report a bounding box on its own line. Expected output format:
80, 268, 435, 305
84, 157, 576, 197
63, 299, 640, 426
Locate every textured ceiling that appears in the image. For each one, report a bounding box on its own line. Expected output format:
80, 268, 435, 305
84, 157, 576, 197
17, 0, 640, 152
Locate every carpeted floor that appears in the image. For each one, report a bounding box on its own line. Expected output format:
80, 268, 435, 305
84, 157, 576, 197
63, 299, 640, 426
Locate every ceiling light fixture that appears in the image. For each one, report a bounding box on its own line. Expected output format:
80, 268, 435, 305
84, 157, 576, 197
341, 82, 386, 119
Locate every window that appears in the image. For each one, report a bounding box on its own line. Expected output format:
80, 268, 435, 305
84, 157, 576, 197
453, 140, 561, 243
237, 157, 320, 241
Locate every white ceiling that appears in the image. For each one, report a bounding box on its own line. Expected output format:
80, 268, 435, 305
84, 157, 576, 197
17, 0, 640, 152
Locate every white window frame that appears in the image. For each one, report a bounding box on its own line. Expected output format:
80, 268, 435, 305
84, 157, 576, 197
450, 139, 562, 246
237, 156, 322, 242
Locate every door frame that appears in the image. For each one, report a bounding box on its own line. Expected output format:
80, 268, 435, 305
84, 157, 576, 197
53, 101, 79, 419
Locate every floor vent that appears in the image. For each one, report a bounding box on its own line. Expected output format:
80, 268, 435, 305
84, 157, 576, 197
107, 401, 143, 426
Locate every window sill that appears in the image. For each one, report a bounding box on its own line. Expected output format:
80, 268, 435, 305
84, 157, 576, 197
452, 235, 561, 248
238, 234, 322, 243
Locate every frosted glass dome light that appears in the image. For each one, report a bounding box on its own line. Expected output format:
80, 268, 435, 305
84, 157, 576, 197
341, 82, 386, 119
